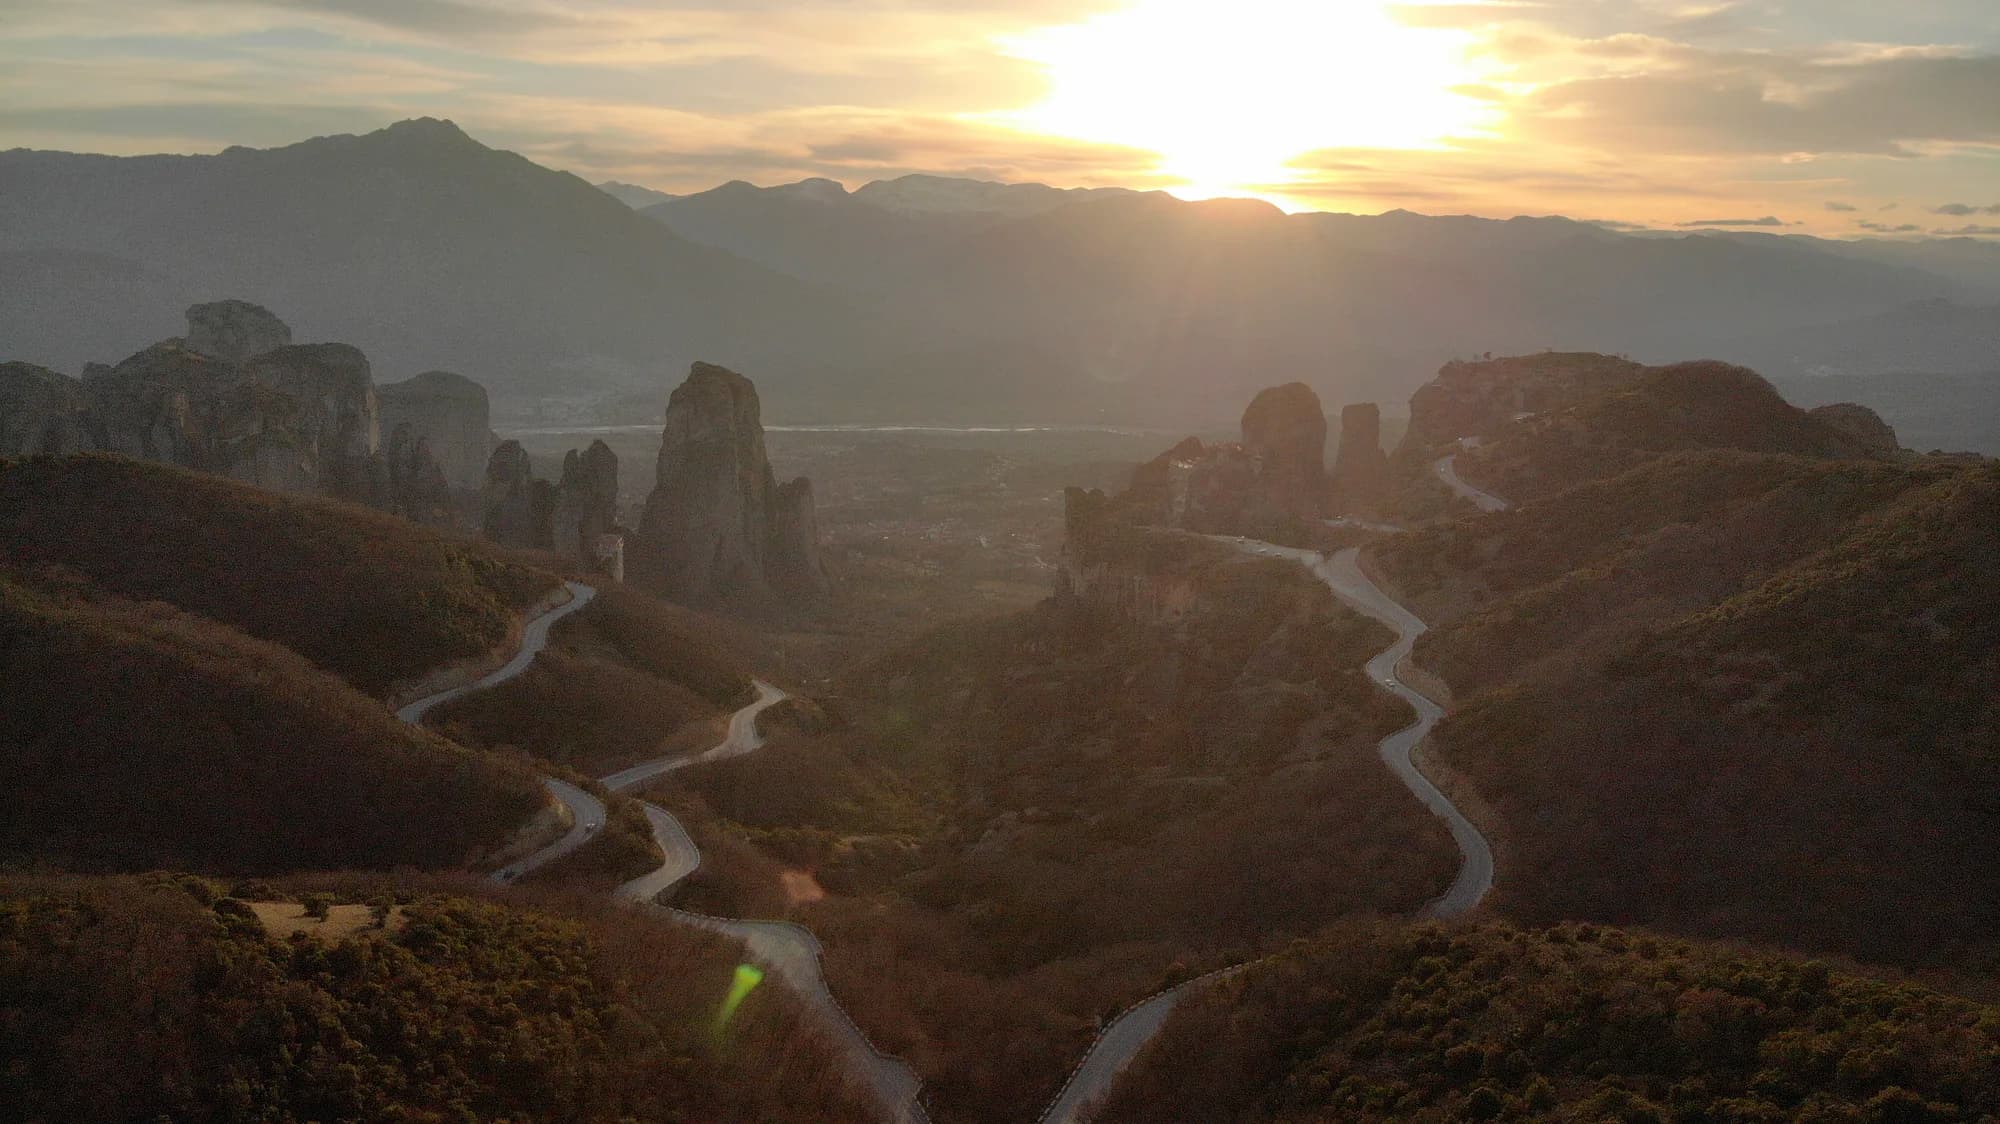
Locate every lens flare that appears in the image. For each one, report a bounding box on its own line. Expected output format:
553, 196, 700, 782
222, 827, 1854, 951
717, 963, 765, 1030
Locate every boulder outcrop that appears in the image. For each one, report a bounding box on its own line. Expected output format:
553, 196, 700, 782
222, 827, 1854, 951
1333, 402, 1389, 510
634, 362, 825, 604
183, 299, 292, 365
377, 370, 493, 488
0, 363, 90, 455
480, 439, 553, 548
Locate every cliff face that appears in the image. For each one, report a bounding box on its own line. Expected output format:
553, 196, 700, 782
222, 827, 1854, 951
0, 363, 91, 456
183, 299, 291, 365
551, 439, 619, 560
1111, 383, 1330, 538
384, 424, 451, 524
243, 343, 381, 500
377, 370, 493, 488
769, 477, 830, 598
1333, 402, 1389, 511
1056, 486, 1201, 626
1240, 382, 1328, 520
480, 439, 553, 548
3, 302, 409, 505
634, 362, 825, 605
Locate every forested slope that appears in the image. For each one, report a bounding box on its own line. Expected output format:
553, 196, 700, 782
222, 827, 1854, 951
1102, 920, 2000, 1122
0, 455, 556, 695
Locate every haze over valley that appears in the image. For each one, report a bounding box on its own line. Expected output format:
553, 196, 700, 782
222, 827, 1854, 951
4, 2, 2000, 1121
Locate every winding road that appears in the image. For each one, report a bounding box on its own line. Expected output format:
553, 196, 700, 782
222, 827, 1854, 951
601, 680, 930, 1123
397, 605, 927, 1124
1434, 454, 1512, 513
394, 581, 606, 883
1036, 536, 1499, 1123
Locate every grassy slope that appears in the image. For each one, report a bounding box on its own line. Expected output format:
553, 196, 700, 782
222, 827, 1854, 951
0, 873, 877, 1123
1101, 919, 2000, 1123
0, 574, 546, 873
0, 454, 557, 696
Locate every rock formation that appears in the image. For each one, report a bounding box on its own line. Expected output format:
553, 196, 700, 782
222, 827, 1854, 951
384, 424, 452, 524
1333, 402, 1389, 510
0, 363, 90, 455
634, 361, 825, 604
551, 440, 619, 560
377, 370, 494, 488
1808, 403, 1902, 458
242, 343, 381, 500
769, 477, 830, 598
1110, 384, 1330, 537
1399, 352, 1649, 457
4, 303, 397, 501
183, 299, 292, 365
480, 440, 554, 548
1240, 382, 1328, 520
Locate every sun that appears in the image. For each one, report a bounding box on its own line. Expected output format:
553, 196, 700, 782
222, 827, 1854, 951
999, 0, 1496, 204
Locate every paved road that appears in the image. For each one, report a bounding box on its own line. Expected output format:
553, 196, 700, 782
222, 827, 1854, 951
1311, 546, 1494, 917
396, 581, 598, 723
1434, 454, 1512, 513
1037, 539, 1497, 1123
1036, 990, 1185, 1124
599, 679, 788, 793
398, 587, 924, 1122
394, 581, 605, 881
607, 694, 932, 1124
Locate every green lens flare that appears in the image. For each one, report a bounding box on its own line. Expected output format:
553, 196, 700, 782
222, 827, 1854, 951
717, 963, 765, 1029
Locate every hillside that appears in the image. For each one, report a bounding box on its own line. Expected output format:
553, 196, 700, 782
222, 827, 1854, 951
424, 586, 755, 777
1100, 919, 2000, 1122
0, 874, 876, 1122
1374, 453, 2000, 971
0, 574, 545, 873
0, 454, 557, 696
1445, 360, 1901, 502
643, 526, 1456, 1122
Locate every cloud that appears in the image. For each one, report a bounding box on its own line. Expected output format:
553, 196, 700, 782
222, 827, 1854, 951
1676, 215, 1788, 227
1932, 225, 2000, 236
1857, 220, 1921, 232
1496, 34, 2000, 158
1931, 202, 2000, 215
1824, 201, 1857, 211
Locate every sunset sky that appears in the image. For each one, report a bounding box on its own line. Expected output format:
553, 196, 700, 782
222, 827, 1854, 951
3, 0, 1998, 235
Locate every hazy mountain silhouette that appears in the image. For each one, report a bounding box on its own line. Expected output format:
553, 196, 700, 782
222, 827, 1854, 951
0, 119, 851, 403
649, 179, 1981, 420
595, 180, 677, 209
3, 119, 1988, 426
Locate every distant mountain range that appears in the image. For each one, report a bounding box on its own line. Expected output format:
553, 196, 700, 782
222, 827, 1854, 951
4, 119, 1996, 428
